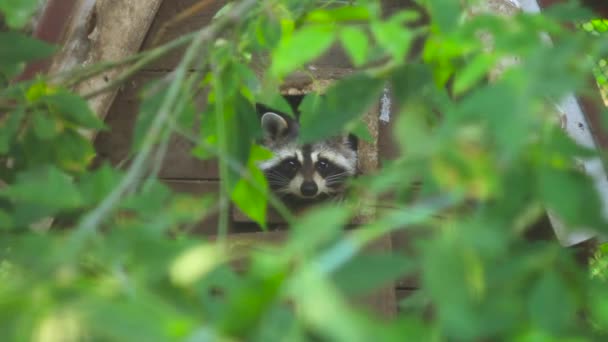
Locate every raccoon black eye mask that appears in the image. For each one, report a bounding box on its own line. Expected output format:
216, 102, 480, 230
256, 108, 358, 200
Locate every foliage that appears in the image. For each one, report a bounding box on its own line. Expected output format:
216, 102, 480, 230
1, 0, 608, 341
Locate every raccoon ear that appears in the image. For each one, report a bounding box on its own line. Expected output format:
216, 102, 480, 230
344, 134, 358, 151
261, 112, 289, 139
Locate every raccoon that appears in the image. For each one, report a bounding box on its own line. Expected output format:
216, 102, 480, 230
256, 103, 358, 201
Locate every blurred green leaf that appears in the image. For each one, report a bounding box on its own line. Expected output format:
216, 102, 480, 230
0, 31, 55, 77
299, 74, 384, 143
0, 0, 40, 29
426, 0, 461, 33
0, 166, 82, 209
270, 25, 335, 77
371, 15, 413, 62
453, 54, 495, 96
539, 166, 606, 230
289, 205, 352, 254
31, 111, 58, 140
170, 243, 223, 287
340, 26, 368, 66
40, 91, 106, 130
0, 107, 25, 154
528, 271, 576, 333
306, 6, 371, 23
78, 164, 121, 206
231, 145, 271, 228
333, 252, 415, 296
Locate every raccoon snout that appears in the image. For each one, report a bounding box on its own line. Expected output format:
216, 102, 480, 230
300, 181, 318, 197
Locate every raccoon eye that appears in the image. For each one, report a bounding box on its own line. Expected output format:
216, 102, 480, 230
317, 159, 329, 170
283, 158, 298, 170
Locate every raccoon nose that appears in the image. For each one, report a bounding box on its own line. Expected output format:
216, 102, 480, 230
300, 181, 318, 197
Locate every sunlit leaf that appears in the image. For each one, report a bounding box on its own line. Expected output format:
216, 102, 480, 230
306, 6, 371, 23
452, 54, 495, 96
270, 25, 335, 77
231, 145, 271, 228
170, 243, 223, 287
371, 14, 414, 62
340, 26, 368, 66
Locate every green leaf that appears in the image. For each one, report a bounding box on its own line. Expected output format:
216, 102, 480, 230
340, 27, 368, 66
528, 271, 576, 333
31, 111, 58, 140
270, 25, 336, 77
333, 252, 415, 296
306, 6, 371, 23
0, 0, 41, 28
0, 107, 25, 154
370, 14, 413, 62
0, 31, 56, 77
427, 0, 461, 33
78, 163, 121, 206
299, 74, 384, 143
538, 165, 606, 230
40, 91, 105, 129
452, 54, 495, 96
231, 145, 270, 229
0, 166, 82, 209
223, 94, 262, 192
257, 92, 295, 117
288, 205, 352, 254
52, 130, 96, 173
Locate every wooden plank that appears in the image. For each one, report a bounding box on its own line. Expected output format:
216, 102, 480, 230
48, 0, 164, 139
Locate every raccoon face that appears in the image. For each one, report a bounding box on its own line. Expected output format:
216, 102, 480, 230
257, 110, 358, 200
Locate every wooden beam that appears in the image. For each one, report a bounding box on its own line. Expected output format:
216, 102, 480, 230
47, 0, 163, 140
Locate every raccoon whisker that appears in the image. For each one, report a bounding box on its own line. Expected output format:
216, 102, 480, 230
324, 172, 349, 179
325, 175, 347, 183
265, 170, 291, 181
265, 175, 290, 183
267, 180, 289, 185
